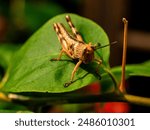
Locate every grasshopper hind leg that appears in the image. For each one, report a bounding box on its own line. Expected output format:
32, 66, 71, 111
65, 15, 83, 42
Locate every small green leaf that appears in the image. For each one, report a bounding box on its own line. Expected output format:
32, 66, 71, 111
101, 60, 150, 91
112, 60, 150, 78
2, 14, 109, 93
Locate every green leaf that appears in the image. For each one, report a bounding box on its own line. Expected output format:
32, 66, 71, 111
0, 44, 21, 70
113, 60, 150, 79
100, 60, 150, 92
2, 13, 109, 93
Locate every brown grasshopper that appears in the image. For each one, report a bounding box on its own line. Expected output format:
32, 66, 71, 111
51, 15, 114, 87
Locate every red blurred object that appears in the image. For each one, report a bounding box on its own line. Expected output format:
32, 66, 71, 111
86, 82, 101, 94
95, 102, 130, 113
77, 81, 101, 95
87, 82, 130, 113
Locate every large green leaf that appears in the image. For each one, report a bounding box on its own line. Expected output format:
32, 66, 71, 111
2, 13, 109, 93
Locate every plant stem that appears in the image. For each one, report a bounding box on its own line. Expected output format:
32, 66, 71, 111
102, 65, 119, 91
0, 71, 9, 88
124, 94, 150, 106
6, 92, 150, 107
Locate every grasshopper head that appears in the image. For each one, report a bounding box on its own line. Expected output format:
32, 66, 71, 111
82, 43, 94, 64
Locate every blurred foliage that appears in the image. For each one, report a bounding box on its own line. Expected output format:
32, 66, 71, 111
0, 100, 31, 113
0, 43, 21, 70
0, 0, 66, 43
0, 43, 21, 83
23, 1, 66, 32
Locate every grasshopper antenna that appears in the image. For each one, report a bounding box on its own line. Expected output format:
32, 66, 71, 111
94, 41, 117, 50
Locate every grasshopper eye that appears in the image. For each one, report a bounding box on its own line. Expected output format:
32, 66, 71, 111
82, 47, 89, 55
84, 48, 89, 54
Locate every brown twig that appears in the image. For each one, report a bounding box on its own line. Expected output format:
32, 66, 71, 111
120, 18, 128, 93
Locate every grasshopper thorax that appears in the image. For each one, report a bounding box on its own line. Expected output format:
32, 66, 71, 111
82, 43, 95, 64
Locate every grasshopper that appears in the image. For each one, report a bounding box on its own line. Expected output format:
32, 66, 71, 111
51, 15, 114, 87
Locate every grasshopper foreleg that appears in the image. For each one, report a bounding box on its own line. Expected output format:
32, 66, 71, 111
50, 49, 64, 61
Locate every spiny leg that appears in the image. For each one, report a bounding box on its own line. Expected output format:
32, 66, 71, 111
65, 15, 83, 41
53, 23, 67, 47
53, 23, 71, 59
53, 23, 61, 42
64, 60, 82, 87
94, 58, 102, 80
